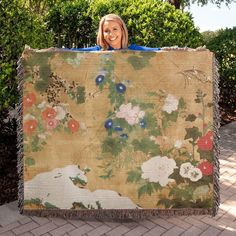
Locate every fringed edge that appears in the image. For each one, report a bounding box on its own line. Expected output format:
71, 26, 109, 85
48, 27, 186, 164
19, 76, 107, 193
22, 208, 212, 220
212, 54, 220, 216
16, 56, 24, 214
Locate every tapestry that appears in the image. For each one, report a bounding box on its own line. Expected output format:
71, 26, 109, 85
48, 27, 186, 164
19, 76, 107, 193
17, 47, 220, 218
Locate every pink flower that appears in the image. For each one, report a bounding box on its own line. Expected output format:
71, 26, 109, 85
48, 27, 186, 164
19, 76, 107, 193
116, 103, 145, 125
45, 119, 59, 130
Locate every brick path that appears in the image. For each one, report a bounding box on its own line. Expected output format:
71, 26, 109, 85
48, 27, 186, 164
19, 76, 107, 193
0, 122, 236, 236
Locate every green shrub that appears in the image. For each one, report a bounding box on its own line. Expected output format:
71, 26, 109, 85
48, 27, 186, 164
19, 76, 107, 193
206, 27, 236, 111
46, 0, 95, 48
0, 0, 54, 111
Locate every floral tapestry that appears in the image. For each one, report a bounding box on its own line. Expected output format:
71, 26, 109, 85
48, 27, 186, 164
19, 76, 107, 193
18, 48, 219, 218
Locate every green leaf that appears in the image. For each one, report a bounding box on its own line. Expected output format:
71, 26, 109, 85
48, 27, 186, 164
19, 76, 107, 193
44, 202, 59, 209
69, 176, 87, 186
127, 168, 142, 183
184, 126, 202, 141
146, 91, 158, 97
178, 97, 186, 109
145, 112, 161, 135
193, 185, 210, 201
157, 198, 173, 208
99, 169, 114, 179
132, 137, 160, 155
76, 86, 85, 104
96, 201, 103, 209
138, 183, 154, 198
162, 111, 178, 122
102, 137, 127, 156
24, 198, 41, 206
25, 157, 35, 166
185, 114, 197, 122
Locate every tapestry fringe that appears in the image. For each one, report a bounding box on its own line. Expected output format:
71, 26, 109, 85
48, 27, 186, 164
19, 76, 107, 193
22, 208, 212, 220
212, 55, 220, 216
16, 56, 24, 214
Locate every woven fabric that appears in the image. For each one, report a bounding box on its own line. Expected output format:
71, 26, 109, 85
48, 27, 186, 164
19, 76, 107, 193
18, 48, 219, 218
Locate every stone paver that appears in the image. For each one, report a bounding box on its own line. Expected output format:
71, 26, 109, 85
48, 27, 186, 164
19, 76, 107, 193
30, 222, 57, 236
106, 225, 130, 236
0, 122, 235, 236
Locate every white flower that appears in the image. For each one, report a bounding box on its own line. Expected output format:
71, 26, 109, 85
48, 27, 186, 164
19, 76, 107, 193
37, 101, 47, 109
141, 156, 177, 187
162, 94, 179, 114
179, 162, 194, 178
54, 106, 66, 120
188, 167, 202, 182
174, 140, 183, 149
116, 103, 145, 126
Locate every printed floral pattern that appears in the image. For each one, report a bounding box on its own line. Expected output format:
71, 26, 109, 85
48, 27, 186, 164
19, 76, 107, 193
22, 50, 215, 210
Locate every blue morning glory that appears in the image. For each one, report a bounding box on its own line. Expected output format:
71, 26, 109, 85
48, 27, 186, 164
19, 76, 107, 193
95, 75, 105, 85
139, 119, 146, 128
104, 119, 113, 129
120, 133, 128, 139
114, 126, 123, 131
115, 83, 126, 93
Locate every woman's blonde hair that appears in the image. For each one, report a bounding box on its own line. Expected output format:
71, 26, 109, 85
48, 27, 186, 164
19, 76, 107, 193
97, 14, 128, 50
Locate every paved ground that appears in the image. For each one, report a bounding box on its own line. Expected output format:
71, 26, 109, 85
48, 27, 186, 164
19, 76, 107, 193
0, 122, 236, 236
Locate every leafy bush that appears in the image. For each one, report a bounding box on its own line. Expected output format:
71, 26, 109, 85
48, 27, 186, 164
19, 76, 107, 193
46, 0, 95, 48
206, 27, 236, 111
0, 0, 54, 111
88, 0, 203, 47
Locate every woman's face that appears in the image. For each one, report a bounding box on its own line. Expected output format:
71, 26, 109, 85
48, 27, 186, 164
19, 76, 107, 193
103, 20, 122, 49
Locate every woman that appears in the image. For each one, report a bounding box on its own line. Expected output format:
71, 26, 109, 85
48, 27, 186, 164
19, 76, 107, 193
72, 14, 161, 51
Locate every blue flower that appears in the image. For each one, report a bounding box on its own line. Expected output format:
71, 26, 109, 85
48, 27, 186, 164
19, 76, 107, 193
120, 133, 128, 139
114, 126, 123, 131
115, 83, 126, 93
104, 119, 113, 129
96, 75, 105, 85
139, 119, 146, 128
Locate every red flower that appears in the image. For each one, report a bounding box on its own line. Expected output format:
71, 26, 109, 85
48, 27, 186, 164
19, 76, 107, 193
23, 119, 38, 135
197, 131, 213, 151
198, 161, 213, 176
23, 93, 36, 110
42, 107, 56, 120
45, 119, 59, 130
68, 119, 80, 133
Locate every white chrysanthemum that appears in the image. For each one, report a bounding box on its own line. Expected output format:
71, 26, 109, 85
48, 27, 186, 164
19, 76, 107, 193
188, 167, 202, 182
162, 94, 179, 114
174, 140, 182, 149
179, 162, 194, 178
54, 106, 66, 120
141, 156, 177, 187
